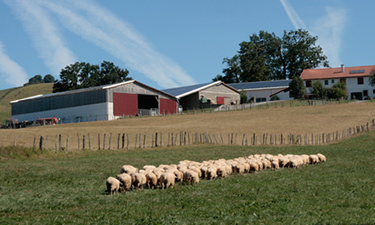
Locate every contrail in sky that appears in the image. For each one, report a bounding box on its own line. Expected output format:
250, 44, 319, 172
3, 0, 78, 76
0, 42, 28, 86
280, 0, 347, 67
3, 0, 196, 88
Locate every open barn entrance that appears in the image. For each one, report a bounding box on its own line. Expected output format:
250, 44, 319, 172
138, 94, 158, 116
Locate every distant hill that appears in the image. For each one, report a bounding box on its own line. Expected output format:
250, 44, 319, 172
0, 83, 53, 124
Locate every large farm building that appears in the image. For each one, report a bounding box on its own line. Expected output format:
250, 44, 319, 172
11, 80, 178, 123
162, 81, 240, 111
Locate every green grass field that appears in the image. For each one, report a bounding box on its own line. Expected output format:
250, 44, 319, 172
1, 129, 375, 224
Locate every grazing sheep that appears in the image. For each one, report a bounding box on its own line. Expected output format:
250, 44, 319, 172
234, 163, 245, 174
309, 155, 319, 164
271, 160, 279, 171
120, 165, 138, 174
173, 169, 184, 182
279, 157, 290, 168
188, 166, 202, 178
116, 173, 132, 192
317, 153, 326, 162
249, 161, 260, 173
145, 172, 158, 189
131, 172, 147, 190
143, 165, 156, 171
207, 166, 218, 180
200, 166, 208, 179
216, 166, 227, 178
106, 177, 121, 196
184, 170, 200, 185
160, 172, 176, 189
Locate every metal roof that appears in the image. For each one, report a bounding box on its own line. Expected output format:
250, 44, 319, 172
228, 80, 291, 90
11, 80, 177, 103
162, 82, 212, 97
162, 81, 239, 99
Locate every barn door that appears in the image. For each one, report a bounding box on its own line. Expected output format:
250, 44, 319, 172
113, 93, 138, 116
160, 98, 177, 115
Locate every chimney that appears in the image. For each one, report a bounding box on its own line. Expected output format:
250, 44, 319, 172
341, 64, 344, 73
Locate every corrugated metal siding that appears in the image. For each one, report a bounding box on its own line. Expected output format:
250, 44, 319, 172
12, 90, 107, 115
113, 93, 138, 116
160, 98, 176, 115
107, 82, 174, 102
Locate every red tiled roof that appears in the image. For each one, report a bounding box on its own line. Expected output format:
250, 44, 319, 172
300, 65, 375, 80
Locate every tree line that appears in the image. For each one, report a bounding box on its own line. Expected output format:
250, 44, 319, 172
213, 29, 329, 83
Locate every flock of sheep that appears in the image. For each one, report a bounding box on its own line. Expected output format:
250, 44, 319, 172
106, 153, 327, 195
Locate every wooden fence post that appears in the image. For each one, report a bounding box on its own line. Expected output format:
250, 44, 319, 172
98, 133, 101, 150
155, 132, 158, 147
122, 133, 125, 149
77, 133, 80, 150
59, 134, 62, 152
55, 135, 58, 153
88, 133, 91, 150
108, 133, 112, 150
143, 134, 146, 148
66, 135, 69, 153
39, 136, 44, 150
103, 133, 106, 150
82, 135, 85, 150
126, 134, 129, 149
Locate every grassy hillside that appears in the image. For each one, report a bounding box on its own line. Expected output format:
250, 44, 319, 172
0, 130, 374, 223
1, 100, 375, 149
0, 83, 53, 124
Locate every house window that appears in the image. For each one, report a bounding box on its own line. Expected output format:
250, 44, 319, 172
340, 78, 346, 84
331, 79, 335, 84
306, 80, 311, 87
358, 77, 364, 85
364, 90, 368, 97
256, 98, 267, 103
324, 80, 328, 85
373, 89, 375, 94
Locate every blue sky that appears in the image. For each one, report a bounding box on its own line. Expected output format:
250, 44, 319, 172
0, 0, 373, 91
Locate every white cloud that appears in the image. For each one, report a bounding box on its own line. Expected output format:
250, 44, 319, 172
312, 7, 347, 67
0, 42, 28, 86
3, 0, 77, 75
42, 0, 196, 88
280, 0, 347, 67
280, 0, 307, 30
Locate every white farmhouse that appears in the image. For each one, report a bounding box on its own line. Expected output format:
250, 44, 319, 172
300, 65, 375, 100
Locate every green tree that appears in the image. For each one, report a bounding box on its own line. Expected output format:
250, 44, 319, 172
214, 29, 329, 82
240, 89, 248, 104
53, 61, 131, 93
28, 75, 43, 84
327, 82, 348, 100
43, 74, 55, 83
289, 76, 306, 99
368, 70, 375, 86
310, 80, 326, 99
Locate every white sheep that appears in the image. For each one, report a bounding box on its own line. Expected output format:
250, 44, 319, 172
160, 172, 176, 189
106, 176, 121, 196
317, 153, 326, 162
145, 172, 158, 189
207, 166, 218, 180
309, 155, 319, 164
120, 165, 138, 174
116, 173, 132, 192
131, 172, 147, 190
